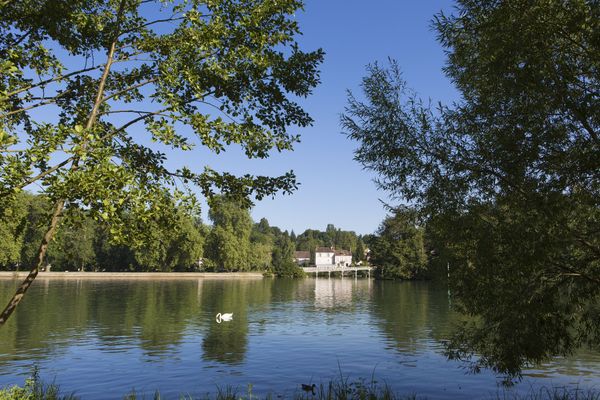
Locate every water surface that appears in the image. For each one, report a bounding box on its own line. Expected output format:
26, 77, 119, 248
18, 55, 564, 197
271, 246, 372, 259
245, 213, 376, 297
0, 278, 598, 399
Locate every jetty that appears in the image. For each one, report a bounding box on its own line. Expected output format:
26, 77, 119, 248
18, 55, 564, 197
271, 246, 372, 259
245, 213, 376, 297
302, 265, 373, 278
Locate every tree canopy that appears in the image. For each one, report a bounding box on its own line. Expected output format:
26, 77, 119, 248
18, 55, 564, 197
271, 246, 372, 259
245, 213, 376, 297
370, 207, 427, 280
342, 0, 599, 379
0, 0, 323, 326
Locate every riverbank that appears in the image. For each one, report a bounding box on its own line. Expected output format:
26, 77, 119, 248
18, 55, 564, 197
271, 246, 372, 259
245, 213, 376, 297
0, 271, 264, 280
2, 372, 599, 400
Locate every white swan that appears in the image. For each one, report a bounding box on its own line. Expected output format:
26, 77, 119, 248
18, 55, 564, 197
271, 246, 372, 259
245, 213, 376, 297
215, 312, 233, 324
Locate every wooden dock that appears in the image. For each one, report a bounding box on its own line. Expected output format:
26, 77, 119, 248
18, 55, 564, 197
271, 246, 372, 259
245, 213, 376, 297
302, 265, 373, 278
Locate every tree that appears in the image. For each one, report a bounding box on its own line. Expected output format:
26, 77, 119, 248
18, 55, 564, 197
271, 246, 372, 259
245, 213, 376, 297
353, 239, 365, 264
249, 218, 274, 271
0, 0, 323, 326
342, 0, 599, 379
271, 231, 303, 277
370, 208, 427, 280
18, 194, 52, 269
204, 196, 252, 271
94, 226, 138, 271
47, 208, 96, 271
0, 192, 30, 268
132, 207, 205, 271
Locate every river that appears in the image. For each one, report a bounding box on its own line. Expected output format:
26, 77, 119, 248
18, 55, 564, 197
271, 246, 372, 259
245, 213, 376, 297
0, 277, 598, 399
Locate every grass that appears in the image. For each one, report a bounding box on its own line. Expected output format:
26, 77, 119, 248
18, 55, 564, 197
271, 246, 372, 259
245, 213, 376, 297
0, 368, 76, 400
1, 370, 598, 400
494, 386, 600, 400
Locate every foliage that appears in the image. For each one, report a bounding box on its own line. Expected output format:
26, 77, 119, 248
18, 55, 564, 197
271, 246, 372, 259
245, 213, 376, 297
0, 0, 323, 324
0, 191, 362, 274
132, 208, 205, 272
204, 196, 253, 271
271, 231, 303, 277
295, 225, 365, 265
370, 208, 427, 280
17, 194, 52, 269
342, 0, 599, 379
0, 368, 77, 400
0, 192, 29, 267
0, 0, 324, 230
248, 218, 275, 270
47, 209, 96, 271
0, 192, 206, 272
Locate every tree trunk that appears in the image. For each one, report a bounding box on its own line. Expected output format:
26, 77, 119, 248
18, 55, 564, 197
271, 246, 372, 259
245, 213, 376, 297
0, 199, 65, 327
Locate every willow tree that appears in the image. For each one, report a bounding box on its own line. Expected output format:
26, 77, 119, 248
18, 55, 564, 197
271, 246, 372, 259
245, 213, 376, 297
343, 0, 598, 379
0, 0, 323, 326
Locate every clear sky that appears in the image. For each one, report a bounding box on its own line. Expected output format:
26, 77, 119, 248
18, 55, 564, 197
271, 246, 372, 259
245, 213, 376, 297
224, 0, 459, 235
23, 1, 458, 236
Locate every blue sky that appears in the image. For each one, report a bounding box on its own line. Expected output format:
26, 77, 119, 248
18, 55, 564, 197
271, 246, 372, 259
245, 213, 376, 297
234, 0, 459, 235
22, 1, 458, 236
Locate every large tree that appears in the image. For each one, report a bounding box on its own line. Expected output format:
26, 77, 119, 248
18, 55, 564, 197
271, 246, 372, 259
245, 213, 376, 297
132, 206, 205, 271
370, 208, 427, 280
204, 196, 253, 271
0, 0, 323, 326
47, 208, 96, 271
342, 0, 599, 379
0, 192, 30, 267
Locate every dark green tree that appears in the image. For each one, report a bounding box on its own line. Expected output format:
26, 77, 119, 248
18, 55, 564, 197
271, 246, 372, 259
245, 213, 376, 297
132, 207, 205, 272
204, 196, 252, 271
93, 226, 138, 271
0, 0, 323, 326
47, 209, 96, 271
342, 0, 599, 379
353, 239, 366, 264
271, 231, 304, 277
370, 208, 427, 280
249, 218, 274, 271
0, 192, 30, 268
18, 194, 52, 269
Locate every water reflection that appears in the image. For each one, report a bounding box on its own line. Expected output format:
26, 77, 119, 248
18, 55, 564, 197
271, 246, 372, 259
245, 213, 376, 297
370, 281, 455, 355
0, 277, 598, 398
314, 277, 354, 309
200, 280, 272, 364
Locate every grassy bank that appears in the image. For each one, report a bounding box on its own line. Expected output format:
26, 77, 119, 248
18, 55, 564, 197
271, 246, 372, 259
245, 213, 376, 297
2, 372, 599, 400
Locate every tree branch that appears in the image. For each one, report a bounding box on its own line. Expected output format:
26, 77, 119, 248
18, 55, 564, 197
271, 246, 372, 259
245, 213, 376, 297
119, 16, 186, 37
0, 88, 74, 118
5, 66, 102, 98
17, 157, 74, 190
99, 76, 158, 104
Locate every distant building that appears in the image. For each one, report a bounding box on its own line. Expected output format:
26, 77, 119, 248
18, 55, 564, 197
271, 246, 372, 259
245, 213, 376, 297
315, 247, 334, 267
293, 251, 310, 265
315, 247, 352, 267
334, 249, 352, 267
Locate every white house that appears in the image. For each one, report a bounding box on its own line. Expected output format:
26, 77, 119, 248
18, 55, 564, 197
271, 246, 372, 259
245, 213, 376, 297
315, 247, 334, 267
334, 249, 352, 267
315, 247, 352, 267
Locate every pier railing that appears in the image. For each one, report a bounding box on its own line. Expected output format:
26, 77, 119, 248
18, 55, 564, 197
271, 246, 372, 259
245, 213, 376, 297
302, 265, 373, 278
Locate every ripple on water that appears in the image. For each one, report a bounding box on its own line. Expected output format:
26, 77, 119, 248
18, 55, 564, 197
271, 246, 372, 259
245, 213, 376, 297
0, 279, 598, 399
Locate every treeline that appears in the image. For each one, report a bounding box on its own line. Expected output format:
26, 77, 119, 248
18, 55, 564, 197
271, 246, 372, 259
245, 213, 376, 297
363, 207, 450, 281
0, 193, 373, 277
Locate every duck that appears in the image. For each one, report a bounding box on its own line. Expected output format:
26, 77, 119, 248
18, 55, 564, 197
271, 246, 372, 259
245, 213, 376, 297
215, 312, 233, 324
301, 384, 316, 395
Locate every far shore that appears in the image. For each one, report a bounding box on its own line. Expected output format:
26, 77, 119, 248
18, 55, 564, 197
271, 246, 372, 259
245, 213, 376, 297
0, 271, 264, 280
